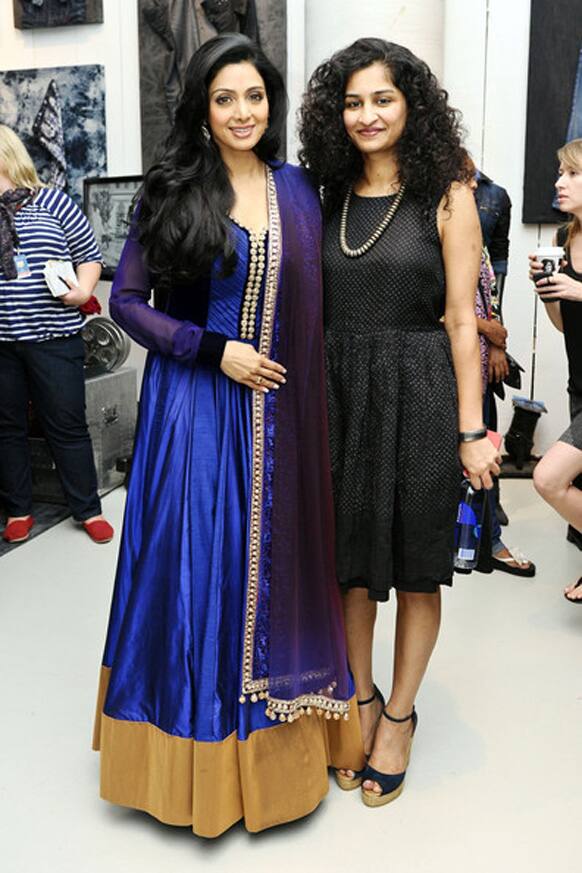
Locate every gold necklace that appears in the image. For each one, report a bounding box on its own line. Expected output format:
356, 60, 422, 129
339, 183, 406, 258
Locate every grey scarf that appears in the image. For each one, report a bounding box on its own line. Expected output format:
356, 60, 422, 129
0, 188, 33, 280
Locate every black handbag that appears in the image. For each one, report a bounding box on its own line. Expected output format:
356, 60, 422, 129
503, 353, 525, 389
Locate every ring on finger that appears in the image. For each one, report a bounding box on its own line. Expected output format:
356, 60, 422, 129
255, 375, 263, 385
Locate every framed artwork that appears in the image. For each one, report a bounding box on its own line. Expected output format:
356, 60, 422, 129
0, 64, 106, 207
138, 0, 287, 172
523, 0, 582, 223
83, 176, 143, 280
13, 0, 104, 29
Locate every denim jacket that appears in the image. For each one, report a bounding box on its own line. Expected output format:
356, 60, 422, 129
475, 172, 511, 276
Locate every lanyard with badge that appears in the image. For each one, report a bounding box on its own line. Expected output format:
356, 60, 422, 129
13, 194, 32, 278
14, 248, 32, 278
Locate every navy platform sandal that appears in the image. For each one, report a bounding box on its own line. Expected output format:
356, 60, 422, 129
361, 706, 418, 807
335, 684, 385, 791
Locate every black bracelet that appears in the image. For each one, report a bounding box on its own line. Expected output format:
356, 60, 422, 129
459, 427, 487, 443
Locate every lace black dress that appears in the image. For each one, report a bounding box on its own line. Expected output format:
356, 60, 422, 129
323, 191, 462, 601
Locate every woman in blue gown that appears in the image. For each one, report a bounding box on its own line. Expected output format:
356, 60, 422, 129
92, 35, 363, 838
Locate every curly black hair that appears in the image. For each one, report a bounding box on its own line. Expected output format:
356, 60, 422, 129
298, 38, 470, 216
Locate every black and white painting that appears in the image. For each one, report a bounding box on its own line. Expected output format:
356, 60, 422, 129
84, 176, 143, 279
523, 0, 582, 223
0, 65, 107, 207
138, 0, 287, 172
13, 0, 104, 29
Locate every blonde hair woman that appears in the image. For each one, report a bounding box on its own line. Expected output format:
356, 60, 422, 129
530, 139, 582, 601
0, 125, 42, 189
0, 125, 113, 544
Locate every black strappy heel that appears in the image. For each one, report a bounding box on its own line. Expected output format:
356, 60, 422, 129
335, 684, 385, 791
361, 706, 418, 807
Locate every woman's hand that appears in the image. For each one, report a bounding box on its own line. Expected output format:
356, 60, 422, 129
534, 271, 582, 302
488, 345, 509, 383
60, 278, 92, 307
482, 319, 507, 349
220, 340, 286, 393
528, 253, 544, 281
459, 438, 501, 491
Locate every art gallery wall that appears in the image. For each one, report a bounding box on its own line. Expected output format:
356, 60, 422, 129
444, 0, 569, 452
0, 0, 572, 449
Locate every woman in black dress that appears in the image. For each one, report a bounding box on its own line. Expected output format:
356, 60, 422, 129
299, 39, 499, 806
531, 138, 582, 603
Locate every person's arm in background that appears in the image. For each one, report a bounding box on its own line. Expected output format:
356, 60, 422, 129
489, 188, 511, 313
46, 189, 103, 306
62, 262, 102, 306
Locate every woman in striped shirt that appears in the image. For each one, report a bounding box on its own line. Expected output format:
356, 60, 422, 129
0, 125, 113, 544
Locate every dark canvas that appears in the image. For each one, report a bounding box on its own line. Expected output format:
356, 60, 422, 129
0, 65, 107, 207
13, 0, 103, 28
523, 0, 582, 223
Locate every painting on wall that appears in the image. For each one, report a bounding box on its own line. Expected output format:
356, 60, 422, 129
84, 176, 143, 279
138, 0, 287, 172
0, 65, 107, 207
523, 0, 582, 223
13, 0, 103, 29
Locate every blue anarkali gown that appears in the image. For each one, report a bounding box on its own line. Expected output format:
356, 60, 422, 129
93, 164, 363, 838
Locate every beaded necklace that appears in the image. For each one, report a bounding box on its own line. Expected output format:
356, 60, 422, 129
339, 183, 406, 258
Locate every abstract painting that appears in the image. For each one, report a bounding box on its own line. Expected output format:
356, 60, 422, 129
0, 65, 107, 207
523, 0, 582, 223
13, 0, 103, 29
138, 0, 287, 171
84, 176, 143, 279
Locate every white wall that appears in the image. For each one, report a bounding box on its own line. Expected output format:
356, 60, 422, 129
444, 0, 569, 452
304, 0, 444, 87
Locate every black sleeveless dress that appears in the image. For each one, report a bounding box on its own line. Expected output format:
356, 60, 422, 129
323, 191, 461, 601
556, 225, 582, 449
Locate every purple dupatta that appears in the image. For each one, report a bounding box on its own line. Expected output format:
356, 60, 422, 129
239, 164, 351, 721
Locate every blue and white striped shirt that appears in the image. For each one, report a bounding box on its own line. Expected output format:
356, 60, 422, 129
0, 187, 103, 342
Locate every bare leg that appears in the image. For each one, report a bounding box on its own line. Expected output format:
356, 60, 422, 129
338, 587, 380, 778
534, 441, 582, 530
533, 442, 582, 599
363, 589, 441, 795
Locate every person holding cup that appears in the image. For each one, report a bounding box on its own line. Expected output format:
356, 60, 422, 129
530, 138, 582, 602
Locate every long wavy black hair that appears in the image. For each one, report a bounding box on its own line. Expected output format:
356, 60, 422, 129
138, 33, 286, 282
298, 38, 470, 216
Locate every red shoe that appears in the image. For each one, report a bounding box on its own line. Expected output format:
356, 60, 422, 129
82, 518, 114, 544
3, 516, 35, 543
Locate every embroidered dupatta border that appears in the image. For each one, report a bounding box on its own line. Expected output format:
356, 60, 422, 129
239, 167, 349, 724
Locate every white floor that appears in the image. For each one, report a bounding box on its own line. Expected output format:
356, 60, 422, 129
1, 480, 580, 873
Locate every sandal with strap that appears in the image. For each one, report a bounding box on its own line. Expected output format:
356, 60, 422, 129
491, 546, 536, 577
335, 684, 385, 791
361, 707, 418, 807
564, 577, 582, 604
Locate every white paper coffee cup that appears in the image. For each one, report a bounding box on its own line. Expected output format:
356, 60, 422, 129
535, 246, 565, 276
